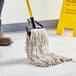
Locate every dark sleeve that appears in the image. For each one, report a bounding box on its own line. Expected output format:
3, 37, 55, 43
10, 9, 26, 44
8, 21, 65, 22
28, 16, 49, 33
0, 0, 4, 17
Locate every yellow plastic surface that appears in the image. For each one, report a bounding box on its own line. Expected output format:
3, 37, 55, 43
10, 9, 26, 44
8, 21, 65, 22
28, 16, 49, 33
26, 0, 33, 18
56, 0, 76, 37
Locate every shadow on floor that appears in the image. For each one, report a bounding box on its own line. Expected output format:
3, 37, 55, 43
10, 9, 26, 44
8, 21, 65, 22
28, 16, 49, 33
0, 58, 30, 66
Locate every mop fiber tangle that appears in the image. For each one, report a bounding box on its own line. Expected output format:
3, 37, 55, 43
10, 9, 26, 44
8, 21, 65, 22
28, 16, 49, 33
25, 29, 72, 67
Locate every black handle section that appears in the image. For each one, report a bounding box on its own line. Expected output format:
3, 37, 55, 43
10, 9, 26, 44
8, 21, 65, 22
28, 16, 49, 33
35, 20, 44, 28
26, 18, 44, 36
30, 17, 36, 29
25, 26, 31, 36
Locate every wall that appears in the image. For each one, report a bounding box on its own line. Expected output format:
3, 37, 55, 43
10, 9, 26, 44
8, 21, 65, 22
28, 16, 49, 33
2, 0, 63, 24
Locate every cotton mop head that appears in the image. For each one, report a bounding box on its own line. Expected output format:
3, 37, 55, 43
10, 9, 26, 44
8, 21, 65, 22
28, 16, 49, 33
25, 29, 72, 67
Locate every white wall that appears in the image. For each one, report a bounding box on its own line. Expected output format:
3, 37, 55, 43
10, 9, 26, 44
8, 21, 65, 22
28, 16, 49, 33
2, 0, 63, 24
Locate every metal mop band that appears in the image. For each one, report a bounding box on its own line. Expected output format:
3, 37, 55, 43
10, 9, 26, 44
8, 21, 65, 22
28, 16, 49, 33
25, 29, 72, 67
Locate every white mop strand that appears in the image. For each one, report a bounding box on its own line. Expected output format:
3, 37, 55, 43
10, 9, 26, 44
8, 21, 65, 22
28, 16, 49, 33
25, 29, 72, 67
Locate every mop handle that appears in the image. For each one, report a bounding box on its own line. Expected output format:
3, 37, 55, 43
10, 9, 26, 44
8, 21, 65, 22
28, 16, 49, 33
26, 0, 36, 28
26, 0, 33, 18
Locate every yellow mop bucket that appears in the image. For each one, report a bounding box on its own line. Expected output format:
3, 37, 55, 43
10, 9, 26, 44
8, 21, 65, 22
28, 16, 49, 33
56, 0, 76, 37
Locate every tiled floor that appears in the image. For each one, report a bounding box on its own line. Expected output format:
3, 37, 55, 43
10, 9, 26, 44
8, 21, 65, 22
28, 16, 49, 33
0, 29, 76, 76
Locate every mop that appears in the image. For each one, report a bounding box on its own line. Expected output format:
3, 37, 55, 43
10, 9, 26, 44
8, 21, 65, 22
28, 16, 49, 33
25, 0, 72, 67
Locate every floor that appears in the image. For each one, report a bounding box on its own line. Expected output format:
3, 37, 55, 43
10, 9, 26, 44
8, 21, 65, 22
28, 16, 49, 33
0, 29, 76, 76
